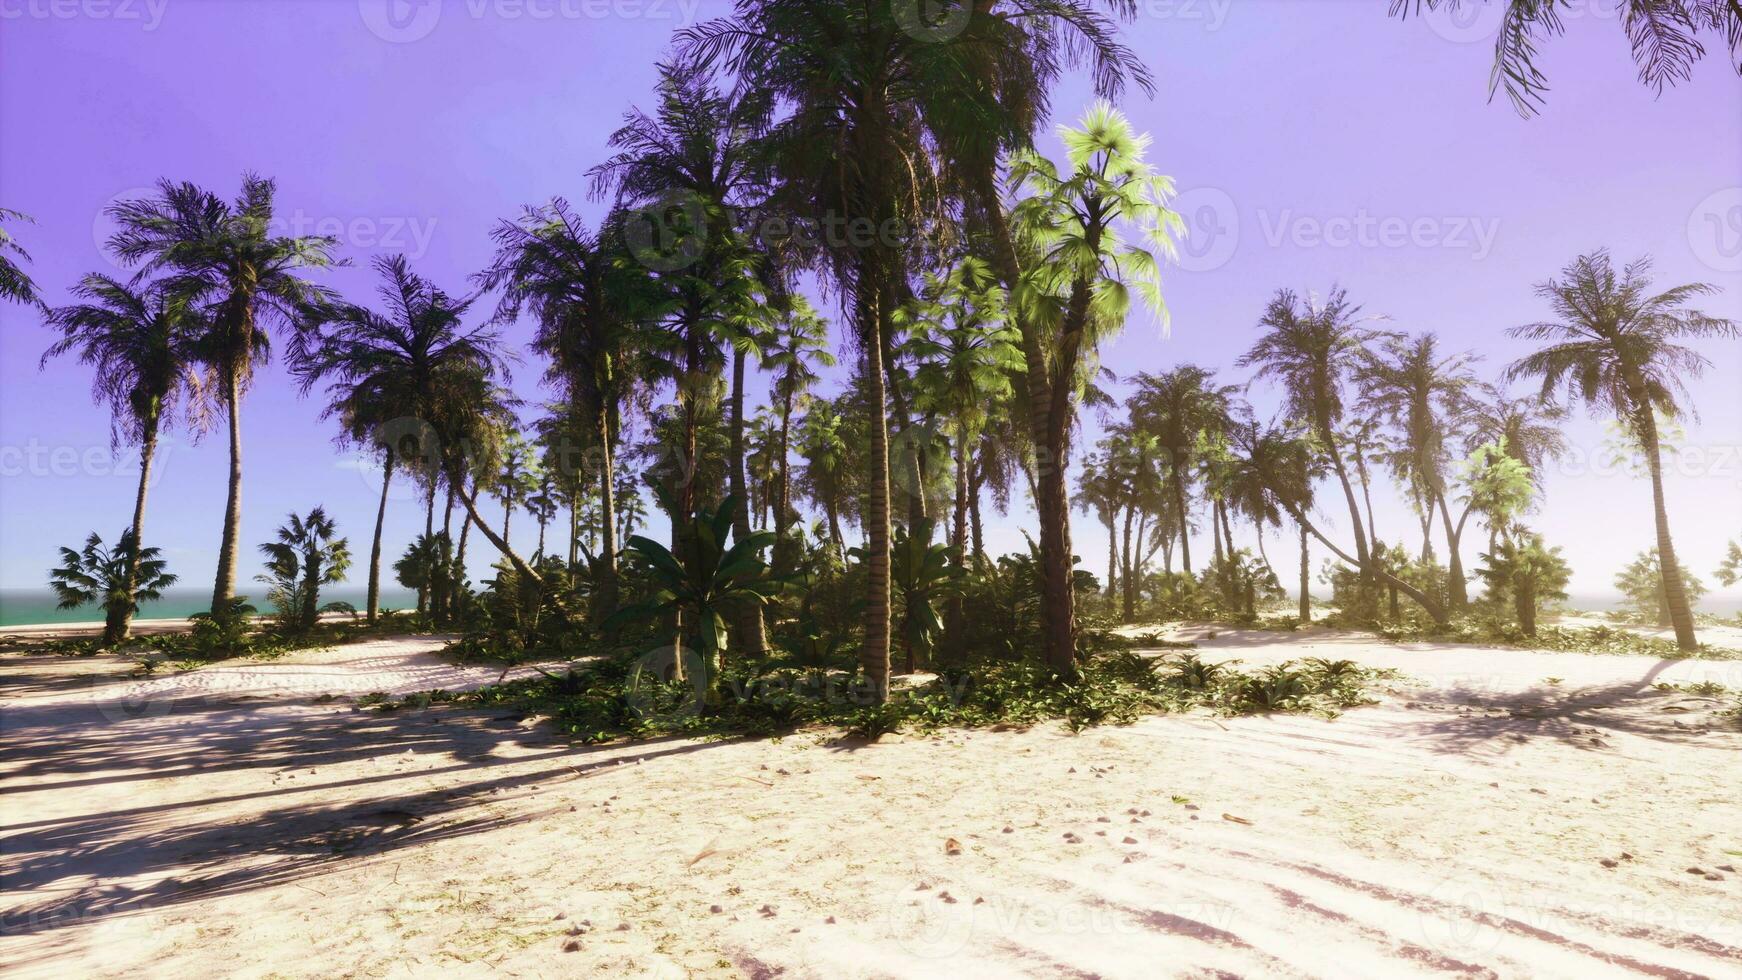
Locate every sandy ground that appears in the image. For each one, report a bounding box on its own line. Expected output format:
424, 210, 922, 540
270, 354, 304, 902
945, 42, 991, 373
3, 628, 1740, 978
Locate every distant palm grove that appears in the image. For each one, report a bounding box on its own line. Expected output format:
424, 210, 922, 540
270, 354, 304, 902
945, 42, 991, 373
6, 1, 1740, 691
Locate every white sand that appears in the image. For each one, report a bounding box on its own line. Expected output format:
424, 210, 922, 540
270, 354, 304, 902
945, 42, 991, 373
2, 629, 1739, 978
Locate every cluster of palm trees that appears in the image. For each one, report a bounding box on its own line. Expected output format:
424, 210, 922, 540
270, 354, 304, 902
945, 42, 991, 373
12, 1, 1739, 670
1079, 254, 1735, 649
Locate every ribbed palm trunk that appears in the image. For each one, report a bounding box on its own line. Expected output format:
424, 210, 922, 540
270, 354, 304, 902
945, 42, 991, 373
859, 288, 893, 702
1299, 521, 1311, 621
727, 346, 768, 657
211, 366, 245, 618
1317, 408, 1373, 600
109, 423, 160, 646
1172, 470, 1193, 575
595, 405, 618, 617
1121, 504, 1138, 622
1435, 490, 1468, 610
1634, 405, 1698, 650
943, 427, 971, 660
366, 447, 394, 623
968, 459, 985, 566
774, 390, 795, 573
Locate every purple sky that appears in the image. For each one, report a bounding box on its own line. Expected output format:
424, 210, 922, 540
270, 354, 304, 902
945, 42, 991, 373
2, 0, 1739, 604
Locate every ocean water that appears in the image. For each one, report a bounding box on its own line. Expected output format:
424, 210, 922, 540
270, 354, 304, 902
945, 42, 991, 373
0, 586, 420, 627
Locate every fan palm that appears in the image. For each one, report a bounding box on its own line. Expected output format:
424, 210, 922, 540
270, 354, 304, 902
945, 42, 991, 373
49, 530, 178, 647
0, 207, 40, 306
106, 175, 340, 617
257, 507, 351, 633
1004, 101, 1180, 677
292, 253, 501, 623
42, 274, 203, 642
1504, 250, 1737, 650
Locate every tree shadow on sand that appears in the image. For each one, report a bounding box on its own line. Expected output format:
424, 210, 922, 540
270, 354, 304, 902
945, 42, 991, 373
1404, 659, 1742, 756
0, 694, 726, 941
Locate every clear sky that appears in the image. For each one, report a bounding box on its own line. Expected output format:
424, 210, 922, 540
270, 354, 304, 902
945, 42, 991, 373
2, 0, 1739, 607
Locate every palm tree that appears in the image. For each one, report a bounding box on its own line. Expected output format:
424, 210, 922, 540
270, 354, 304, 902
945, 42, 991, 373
49, 530, 177, 647
760, 297, 835, 570
1390, 0, 1741, 116
796, 399, 852, 558
1505, 250, 1737, 650
477, 199, 656, 616
489, 432, 539, 549
1463, 386, 1568, 481
1005, 101, 1179, 675
0, 207, 41, 306
1238, 287, 1386, 607
107, 175, 340, 618
291, 253, 500, 623
1356, 332, 1479, 608
257, 507, 351, 633
42, 274, 203, 642
1127, 364, 1239, 575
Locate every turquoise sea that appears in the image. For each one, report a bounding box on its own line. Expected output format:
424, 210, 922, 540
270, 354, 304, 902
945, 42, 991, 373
0, 586, 420, 627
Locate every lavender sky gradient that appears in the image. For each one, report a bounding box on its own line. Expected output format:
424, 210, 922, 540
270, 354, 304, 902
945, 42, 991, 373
1, 1, 1739, 606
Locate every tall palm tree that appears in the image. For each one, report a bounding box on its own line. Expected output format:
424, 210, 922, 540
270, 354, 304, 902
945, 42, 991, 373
292, 254, 502, 622
0, 207, 41, 306
1005, 101, 1179, 675
591, 64, 770, 652
1127, 364, 1239, 575
477, 199, 657, 616
1357, 332, 1479, 607
796, 398, 853, 558
1463, 386, 1569, 482
43, 274, 203, 642
1238, 287, 1385, 605
1505, 250, 1737, 650
107, 175, 339, 617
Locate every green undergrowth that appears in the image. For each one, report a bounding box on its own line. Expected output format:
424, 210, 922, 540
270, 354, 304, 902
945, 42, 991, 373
4, 609, 435, 668
1366, 619, 1742, 660
357, 649, 1399, 744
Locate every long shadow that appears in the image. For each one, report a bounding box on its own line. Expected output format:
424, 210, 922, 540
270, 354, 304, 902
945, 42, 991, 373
1404, 660, 1742, 755
0, 694, 733, 940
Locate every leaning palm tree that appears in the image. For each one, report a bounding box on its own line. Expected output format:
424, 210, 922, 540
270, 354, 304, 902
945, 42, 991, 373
1505, 250, 1737, 650
1238, 287, 1387, 606
43, 274, 203, 642
107, 175, 340, 618
292, 253, 500, 623
49, 531, 178, 647
0, 207, 41, 306
257, 507, 352, 633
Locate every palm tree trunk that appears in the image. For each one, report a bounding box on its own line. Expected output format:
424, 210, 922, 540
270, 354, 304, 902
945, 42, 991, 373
1104, 513, 1118, 602
1435, 490, 1468, 611
968, 459, 985, 567
596, 406, 619, 617
1211, 500, 1226, 566
111, 423, 160, 645
776, 389, 795, 573
1121, 504, 1137, 622
944, 427, 970, 659
1291, 504, 1445, 625
211, 367, 244, 617
1172, 470, 1193, 574
727, 346, 768, 658
859, 288, 893, 702
1299, 521, 1311, 622
366, 447, 394, 623
1635, 407, 1699, 650
1317, 414, 1373, 597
